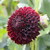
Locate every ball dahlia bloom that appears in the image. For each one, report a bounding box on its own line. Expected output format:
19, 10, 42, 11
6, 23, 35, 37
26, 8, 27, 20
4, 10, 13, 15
7, 7, 40, 44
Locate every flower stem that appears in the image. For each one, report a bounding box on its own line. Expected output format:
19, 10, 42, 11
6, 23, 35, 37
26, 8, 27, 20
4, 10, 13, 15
30, 40, 35, 50
35, 37, 38, 50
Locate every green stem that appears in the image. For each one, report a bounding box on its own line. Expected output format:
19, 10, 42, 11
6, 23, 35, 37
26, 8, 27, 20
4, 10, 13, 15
30, 40, 35, 50
35, 0, 39, 12
35, 37, 38, 50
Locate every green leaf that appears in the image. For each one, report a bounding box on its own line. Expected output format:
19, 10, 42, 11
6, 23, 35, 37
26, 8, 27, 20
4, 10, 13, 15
41, 34, 50, 46
17, 3, 29, 8
0, 28, 7, 40
39, 25, 50, 36
25, 44, 31, 50
11, 0, 18, 11
38, 0, 50, 18
46, 46, 50, 50
7, 38, 16, 50
19, 0, 36, 8
37, 34, 50, 50
0, 42, 7, 49
19, 0, 27, 4
7, 38, 24, 50
7, 38, 31, 50
4, 46, 9, 50
16, 44, 24, 50
0, 36, 7, 48
0, 17, 8, 27
37, 37, 46, 50
3, 0, 18, 15
16, 44, 30, 50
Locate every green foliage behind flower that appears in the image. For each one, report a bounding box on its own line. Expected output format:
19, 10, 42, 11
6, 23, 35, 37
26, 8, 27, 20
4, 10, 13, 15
0, 0, 50, 50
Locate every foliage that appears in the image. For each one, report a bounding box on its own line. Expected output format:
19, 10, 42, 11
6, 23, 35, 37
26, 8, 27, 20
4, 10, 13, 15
0, 0, 50, 50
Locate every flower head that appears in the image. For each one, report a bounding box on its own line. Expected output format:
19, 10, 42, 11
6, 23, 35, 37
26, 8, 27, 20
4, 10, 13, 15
40, 14, 49, 28
7, 7, 40, 44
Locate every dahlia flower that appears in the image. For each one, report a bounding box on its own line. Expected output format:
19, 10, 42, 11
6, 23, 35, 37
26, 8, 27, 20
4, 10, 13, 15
7, 7, 40, 44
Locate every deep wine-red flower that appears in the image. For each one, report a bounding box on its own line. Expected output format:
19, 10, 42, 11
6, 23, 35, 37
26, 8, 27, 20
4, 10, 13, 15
7, 7, 40, 44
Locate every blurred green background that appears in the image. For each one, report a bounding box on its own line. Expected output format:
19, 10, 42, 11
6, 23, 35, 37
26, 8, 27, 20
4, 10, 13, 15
0, 0, 50, 50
